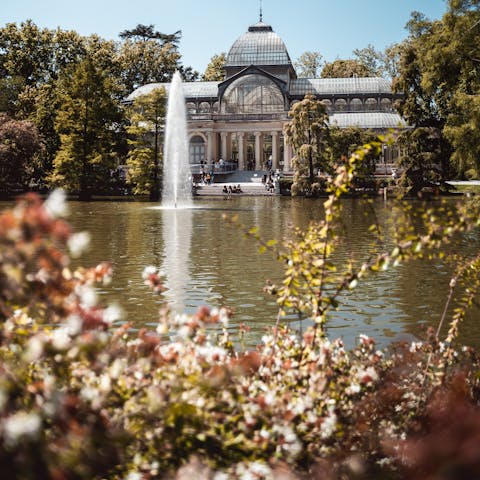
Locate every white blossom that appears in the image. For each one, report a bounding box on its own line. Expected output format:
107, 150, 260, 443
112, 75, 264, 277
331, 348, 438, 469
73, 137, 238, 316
142, 265, 157, 280
76, 285, 98, 307
67, 231, 91, 257
44, 189, 68, 218
51, 328, 71, 350
103, 303, 123, 324
320, 407, 337, 439
4, 412, 41, 446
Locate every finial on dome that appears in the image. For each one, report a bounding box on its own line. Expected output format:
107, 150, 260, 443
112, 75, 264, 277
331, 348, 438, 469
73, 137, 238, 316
259, 0, 263, 22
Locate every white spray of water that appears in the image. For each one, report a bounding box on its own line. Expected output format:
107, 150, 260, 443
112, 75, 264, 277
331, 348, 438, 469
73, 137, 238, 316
162, 71, 192, 208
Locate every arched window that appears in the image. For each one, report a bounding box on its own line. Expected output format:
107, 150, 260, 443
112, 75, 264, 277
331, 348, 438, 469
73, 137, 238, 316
186, 102, 196, 114
199, 102, 210, 113
221, 74, 285, 114
212, 101, 219, 113
189, 135, 205, 164
334, 98, 347, 112
365, 98, 378, 111
321, 99, 332, 112
350, 98, 362, 112
380, 98, 392, 112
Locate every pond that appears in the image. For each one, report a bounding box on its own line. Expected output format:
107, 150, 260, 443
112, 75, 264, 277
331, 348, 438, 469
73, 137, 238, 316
62, 196, 480, 350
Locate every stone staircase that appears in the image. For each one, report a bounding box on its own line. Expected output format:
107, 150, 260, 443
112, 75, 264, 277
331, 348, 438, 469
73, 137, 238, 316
194, 170, 276, 196
194, 183, 274, 196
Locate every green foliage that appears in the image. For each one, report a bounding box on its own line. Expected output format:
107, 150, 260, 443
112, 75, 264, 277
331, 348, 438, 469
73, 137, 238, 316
444, 92, 480, 178
119, 24, 182, 44
284, 94, 331, 196
321, 59, 373, 78
397, 127, 445, 195
126, 88, 166, 200
0, 20, 198, 194
202, 53, 226, 81
326, 126, 379, 184
353, 43, 402, 79
394, 3, 480, 177
50, 57, 122, 199
294, 51, 324, 78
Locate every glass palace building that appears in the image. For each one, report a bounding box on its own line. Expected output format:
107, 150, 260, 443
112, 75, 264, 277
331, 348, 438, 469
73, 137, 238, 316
127, 20, 406, 172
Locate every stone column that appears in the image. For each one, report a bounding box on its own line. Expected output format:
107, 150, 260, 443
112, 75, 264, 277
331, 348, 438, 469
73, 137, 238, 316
238, 132, 245, 170
226, 133, 233, 161
206, 132, 213, 164
283, 134, 292, 172
271, 131, 279, 170
254, 132, 262, 170
220, 132, 228, 160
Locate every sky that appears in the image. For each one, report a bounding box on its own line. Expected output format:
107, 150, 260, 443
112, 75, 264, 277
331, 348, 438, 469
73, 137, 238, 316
1, 0, 448, 74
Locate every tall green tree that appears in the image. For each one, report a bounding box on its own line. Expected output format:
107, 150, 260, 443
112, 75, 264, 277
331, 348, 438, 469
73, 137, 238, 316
117, 24, 199, 92
321, 59, 373, 78
284, 94, 330, 196
294, 51, 323, 78
202, 53, 226, 81
394, 2, 480, 177
0, 20, 54, 86
50, 57, 122, 200
126, 88, 166, 200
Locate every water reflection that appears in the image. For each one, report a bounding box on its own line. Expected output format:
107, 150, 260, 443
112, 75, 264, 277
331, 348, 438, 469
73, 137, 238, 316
16, 197, 479, 350
161, 208, 193, 313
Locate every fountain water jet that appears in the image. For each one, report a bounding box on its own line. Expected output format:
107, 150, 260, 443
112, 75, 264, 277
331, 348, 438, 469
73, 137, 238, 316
162, 71, 192, 208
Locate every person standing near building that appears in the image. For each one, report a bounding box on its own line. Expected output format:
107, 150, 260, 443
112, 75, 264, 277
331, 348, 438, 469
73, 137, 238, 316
210, 163, 215, 184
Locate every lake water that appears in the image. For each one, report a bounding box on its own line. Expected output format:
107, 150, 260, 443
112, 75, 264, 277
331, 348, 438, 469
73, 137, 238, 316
63, 196, 480, 350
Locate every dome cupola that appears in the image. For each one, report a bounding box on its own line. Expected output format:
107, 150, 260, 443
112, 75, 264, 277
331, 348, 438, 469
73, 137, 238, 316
225, 21, 293, 68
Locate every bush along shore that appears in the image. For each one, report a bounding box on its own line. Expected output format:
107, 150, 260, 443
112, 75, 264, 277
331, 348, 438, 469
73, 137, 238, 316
1, 144, 480, 479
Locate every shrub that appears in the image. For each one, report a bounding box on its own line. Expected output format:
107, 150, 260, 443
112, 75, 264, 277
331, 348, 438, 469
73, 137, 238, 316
0, 143, 480, 478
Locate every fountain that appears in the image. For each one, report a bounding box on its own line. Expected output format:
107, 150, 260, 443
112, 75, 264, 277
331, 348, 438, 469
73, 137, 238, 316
162, 71, 192, 208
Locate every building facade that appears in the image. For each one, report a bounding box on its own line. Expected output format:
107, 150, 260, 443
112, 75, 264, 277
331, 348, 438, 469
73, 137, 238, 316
127, 20, 406, 172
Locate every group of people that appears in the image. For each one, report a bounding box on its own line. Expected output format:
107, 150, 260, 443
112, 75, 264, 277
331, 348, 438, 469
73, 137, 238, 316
222, 184, 243, 195
200, 162, 214, 184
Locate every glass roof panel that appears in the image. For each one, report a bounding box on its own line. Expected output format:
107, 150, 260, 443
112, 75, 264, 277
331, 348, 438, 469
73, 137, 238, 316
226, 23, 292, 67
290, 78, 393, 96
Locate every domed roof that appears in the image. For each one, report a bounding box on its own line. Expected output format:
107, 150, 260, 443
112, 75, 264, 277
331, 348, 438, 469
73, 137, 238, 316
226, 21, 292, 67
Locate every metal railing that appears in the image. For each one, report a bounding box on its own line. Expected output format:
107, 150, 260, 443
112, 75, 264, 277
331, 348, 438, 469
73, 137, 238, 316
190, 162, 238, 175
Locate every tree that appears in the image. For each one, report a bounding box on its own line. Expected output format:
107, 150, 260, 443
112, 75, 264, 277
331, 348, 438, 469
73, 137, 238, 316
0, 76, 25, 116
321, 59, 373, 78
126, 88, 166, 200
118, 38, 181, 93
284, 94, 330, 196
294, 51, 323, 78
119, 24, 181, 45
353, 43, 401, 79
117, 24, 197, 92
0, 20, 54, 87
444, 93, 480, 177
393, 2, 480, 177
50, 57, 122, 200
397, 127, 444, 195
202, 53, 226, 81
326, 126, 379, 184
0, 113, 43, 196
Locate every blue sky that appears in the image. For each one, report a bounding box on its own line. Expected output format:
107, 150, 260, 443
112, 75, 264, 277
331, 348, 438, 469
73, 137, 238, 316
1, 0, 448, 74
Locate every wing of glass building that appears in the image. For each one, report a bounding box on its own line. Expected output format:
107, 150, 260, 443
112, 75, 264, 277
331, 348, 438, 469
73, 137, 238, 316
126, 18, 407, 172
